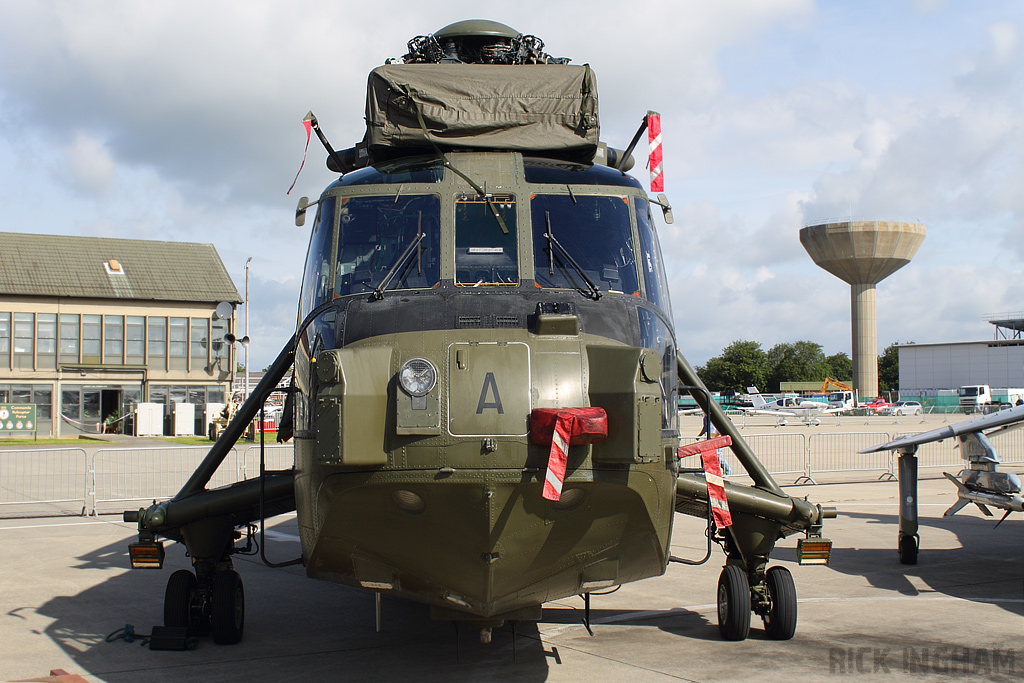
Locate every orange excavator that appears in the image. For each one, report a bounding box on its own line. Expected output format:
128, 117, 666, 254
820, 377, 853, 393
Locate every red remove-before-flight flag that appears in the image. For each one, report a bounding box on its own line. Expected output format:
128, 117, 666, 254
647, 111, 663, 193
287, 117, 313, 196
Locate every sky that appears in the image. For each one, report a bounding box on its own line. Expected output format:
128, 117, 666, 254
0, 0, 1021, 371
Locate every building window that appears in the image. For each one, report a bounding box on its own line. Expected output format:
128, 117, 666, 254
169, 385, 187, 405
148, 385, 168, 407
37, 313, 57, 370
33, 388, 52, 419
13, 313, 34, 369
188, 386, 206, 405
0, 313, 9, 370
211, 318, 229, 372
11, 385, 31, 404
59, 314, 79, 364
122, 387, 142, 419
148, 317, 166, 369
104, 315, 124, 364
190, 318, 209, 370
126, 316, 145, 365
169, 318, 187, 371
82, 315, 101, 364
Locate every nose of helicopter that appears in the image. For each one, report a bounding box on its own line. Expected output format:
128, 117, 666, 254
302, 470, 667, 618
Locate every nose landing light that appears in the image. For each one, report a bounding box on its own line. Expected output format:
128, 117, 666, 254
796, 538, 833, 565
128, 541, 165, 569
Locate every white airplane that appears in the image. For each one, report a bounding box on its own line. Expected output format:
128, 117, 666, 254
860, 404, 1024, 564
738, 387, 842, 425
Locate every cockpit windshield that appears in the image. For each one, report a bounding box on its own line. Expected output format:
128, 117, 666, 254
455, 194, 518, 286
332, 194, 441, 297
531, 194, 639, 295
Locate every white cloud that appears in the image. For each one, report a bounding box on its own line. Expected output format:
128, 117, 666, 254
62, 132, 117, 194
0, 0, 1021, 370
988, 21, 1019, 62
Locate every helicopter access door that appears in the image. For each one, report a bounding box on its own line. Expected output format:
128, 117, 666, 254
447, 342, 530, 437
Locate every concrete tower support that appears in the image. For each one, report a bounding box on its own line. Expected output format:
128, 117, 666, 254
800, 220, 925, 399
851, 283, 877, 397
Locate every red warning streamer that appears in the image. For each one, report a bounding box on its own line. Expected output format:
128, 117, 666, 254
286, 117, 313, 196
542, 412, 574, 501
701, 450, 733, 528
647, 111, 663, 193
678, 435, 733, 529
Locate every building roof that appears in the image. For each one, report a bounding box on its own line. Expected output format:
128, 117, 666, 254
0, 232, 242, 304
898, 339, 1024, 349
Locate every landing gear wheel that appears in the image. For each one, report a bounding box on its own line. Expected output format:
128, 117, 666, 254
898, 534, 918, 565
717, 564, 751, 641
211, 570, 245, 645
762, 566, 797, 640
164, 570, 199, 631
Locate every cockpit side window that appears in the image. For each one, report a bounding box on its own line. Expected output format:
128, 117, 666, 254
455, 194, 518, 286
300, 196, 337, 319
531, 194, 639, 295
634, 198, 673, 318
332, 194, 441, 297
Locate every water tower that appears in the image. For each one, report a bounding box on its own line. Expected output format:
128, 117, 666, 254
799, 220, 926, 398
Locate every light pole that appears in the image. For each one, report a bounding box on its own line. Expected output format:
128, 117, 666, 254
245, 256, 252, 401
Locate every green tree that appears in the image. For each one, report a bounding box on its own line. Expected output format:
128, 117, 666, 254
825, 352, 852, 382
766, 341, 831, 392
696, 340, 770, 393
878, 342, 906, 393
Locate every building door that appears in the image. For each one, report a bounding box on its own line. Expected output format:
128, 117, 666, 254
82, 389, 101, 432
101, 389, 122, 432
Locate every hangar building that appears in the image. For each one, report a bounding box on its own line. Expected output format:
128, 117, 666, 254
898, 315, 1024, 404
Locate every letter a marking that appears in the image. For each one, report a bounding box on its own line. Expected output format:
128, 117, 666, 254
476, 372, 504, 414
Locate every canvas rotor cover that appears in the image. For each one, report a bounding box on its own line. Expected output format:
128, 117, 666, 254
365, 64, 599, 156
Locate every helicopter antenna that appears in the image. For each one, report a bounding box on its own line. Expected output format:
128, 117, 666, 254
303, 111, 348, 177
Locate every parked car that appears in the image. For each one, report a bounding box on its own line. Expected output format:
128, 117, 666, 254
862, 397, 889, 414
883, 400, 923, 416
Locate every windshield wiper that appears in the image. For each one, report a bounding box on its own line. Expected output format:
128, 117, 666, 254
545, 211, 601, 300
373, 213, 424, 300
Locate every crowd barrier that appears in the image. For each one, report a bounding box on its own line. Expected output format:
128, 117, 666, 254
0, 448, 90, 516
680, 425, 1024, 485
2, 429, 1022, 517
0, 443, 295, 517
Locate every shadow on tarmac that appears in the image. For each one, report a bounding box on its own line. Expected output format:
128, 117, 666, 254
22, 505, 1023, 681
29, 517, 560, 682
775, 508, 1024, 613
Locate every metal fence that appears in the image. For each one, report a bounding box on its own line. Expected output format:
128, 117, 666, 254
0, 443, 295, 517
0, 448, 90, 516
2, 429, 1022, 518
807, 433, 895, 482
682, 426, 1024, 485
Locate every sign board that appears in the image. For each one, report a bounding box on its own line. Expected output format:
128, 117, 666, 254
0, 403, 37, 432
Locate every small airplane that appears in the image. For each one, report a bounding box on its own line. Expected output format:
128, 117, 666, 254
739, 387, 843, 425
860, 404, 1024, 564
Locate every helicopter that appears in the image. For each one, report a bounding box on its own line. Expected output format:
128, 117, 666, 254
125, 19, 834, 648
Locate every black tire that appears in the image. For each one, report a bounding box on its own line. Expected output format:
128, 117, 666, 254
899, 534, 918, 565
164, 569, 197, 629
717, 564, 751, 641
211, 570, 245, 644
763, 566, 797, 640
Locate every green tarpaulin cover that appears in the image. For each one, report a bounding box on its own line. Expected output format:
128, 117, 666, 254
365, 64, 599, 156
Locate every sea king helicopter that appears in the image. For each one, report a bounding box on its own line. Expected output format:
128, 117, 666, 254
124, 19, 835, 648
